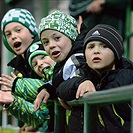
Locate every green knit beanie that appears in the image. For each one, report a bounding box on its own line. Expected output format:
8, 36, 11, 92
1, 8, 38, 53
38, 10, 78, 41
27, 41, 56, 81
26, 41, 48, 70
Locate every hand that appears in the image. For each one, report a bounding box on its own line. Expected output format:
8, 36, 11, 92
1, 85, 11, 91
58, 97, 72, 110
0, 72, 17, 88
34, 89, 50, 111
76, 80, 96, 99
86, 0, 105, 13
0, 90, 14, 105
77, 16, 83, 34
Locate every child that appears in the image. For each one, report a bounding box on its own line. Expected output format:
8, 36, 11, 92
36, 10, 95, 133
1, 8, 40, 78
1, 8, 52, 132
0, 42, 56, 131
80, 24, 133, 133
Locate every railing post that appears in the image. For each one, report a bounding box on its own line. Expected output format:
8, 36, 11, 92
54, 100, 66, 133
131, 89, 133, 133
84, 103, 97, 133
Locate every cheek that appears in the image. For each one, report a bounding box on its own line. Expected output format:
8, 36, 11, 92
43, 46, 49, 53
6, 38, 12, 46
85, 50, 90, 60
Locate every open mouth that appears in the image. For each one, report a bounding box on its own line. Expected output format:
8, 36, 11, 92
14, 42, 21, 49
52, 51, 60, 58
52, 51, 59, 55
93, 57, 101, 62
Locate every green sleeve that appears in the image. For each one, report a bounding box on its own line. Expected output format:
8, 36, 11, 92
12, 78, 45, 102
7, 96, 50, 128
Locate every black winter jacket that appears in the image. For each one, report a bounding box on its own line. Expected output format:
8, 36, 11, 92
82, 57, 133, 133
53, 23, 89, 101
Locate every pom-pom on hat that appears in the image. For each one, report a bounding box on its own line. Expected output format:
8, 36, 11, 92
38, 10, 78, 41
26, 41, 48, 70
1, 8, 38, 53
84, 24, 123, 60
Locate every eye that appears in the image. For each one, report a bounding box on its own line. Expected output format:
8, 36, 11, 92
54, 36, 60, 41
42, 40, 49, 46
16, 28, 21, 33
100, 44, 108, 49
41, 55, 45, 59
32, 62, 37, 68
5, 32, 11, 38
86, 44, 94, 49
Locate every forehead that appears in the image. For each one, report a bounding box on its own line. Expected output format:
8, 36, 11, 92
4, 22, 25, 33
32, 54, 46, 61
87, 40, 105, 45
41, 30, 63, 39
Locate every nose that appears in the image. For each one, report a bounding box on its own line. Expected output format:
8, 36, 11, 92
11, 32, 17, 40
93, 46, 100, 54
49, 41, 56, 49
37, 59, 43, 68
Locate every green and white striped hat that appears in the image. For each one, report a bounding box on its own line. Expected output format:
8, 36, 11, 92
26, 41, 48, 70
39, 10, 78, 41
1, 8, 38, 53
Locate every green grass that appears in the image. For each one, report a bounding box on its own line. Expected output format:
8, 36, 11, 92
0, 128, 18, 133
0, 128, 29, 133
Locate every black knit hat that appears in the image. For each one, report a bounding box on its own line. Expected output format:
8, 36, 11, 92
84, 24, 123, 60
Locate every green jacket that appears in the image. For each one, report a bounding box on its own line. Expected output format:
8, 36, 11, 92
6, 78, 50, 128
8, 95, 49, 128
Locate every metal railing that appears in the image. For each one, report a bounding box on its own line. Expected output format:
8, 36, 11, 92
54, 85, 133, 133
124, 0, 132, 58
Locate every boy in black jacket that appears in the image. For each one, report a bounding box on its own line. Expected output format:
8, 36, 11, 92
35, 10, 95, 133
80, 24, 133, 133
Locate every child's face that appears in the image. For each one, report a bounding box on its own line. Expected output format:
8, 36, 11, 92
4, 22, 34, 56
32, 54, 55, 78
40, 30, 72, 63
85, 41, 115, 75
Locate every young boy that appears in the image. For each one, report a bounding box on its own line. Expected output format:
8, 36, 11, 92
1, 8, 52, 132
36, 10, 95, 133
81, 24, 133, 132
0, 42, 56, 132
1, 8, 39, 78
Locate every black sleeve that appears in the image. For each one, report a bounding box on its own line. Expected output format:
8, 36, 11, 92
56, 66, 91, 101
38, 83, 56, 99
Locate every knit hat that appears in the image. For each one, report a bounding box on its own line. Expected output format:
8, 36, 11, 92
84, 24, 123, 60
1, 8, 38, 53
26, 41, 48, 70
38, 10, 78, 41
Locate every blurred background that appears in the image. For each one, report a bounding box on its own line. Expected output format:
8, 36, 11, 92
0, 0, 133, 132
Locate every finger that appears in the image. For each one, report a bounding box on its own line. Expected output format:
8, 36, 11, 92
1, 74, 14, 81
77, 16, 83, 33
0, 80, 12, 88
34, 101, 40, 111
0, 81, 10, 88
43, 93, 50, 103
76, 89, 81, 99
78, 16, 83, 24
11, 72, 17, 78
1, 86, 11, 91
0, 76, 13, 85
